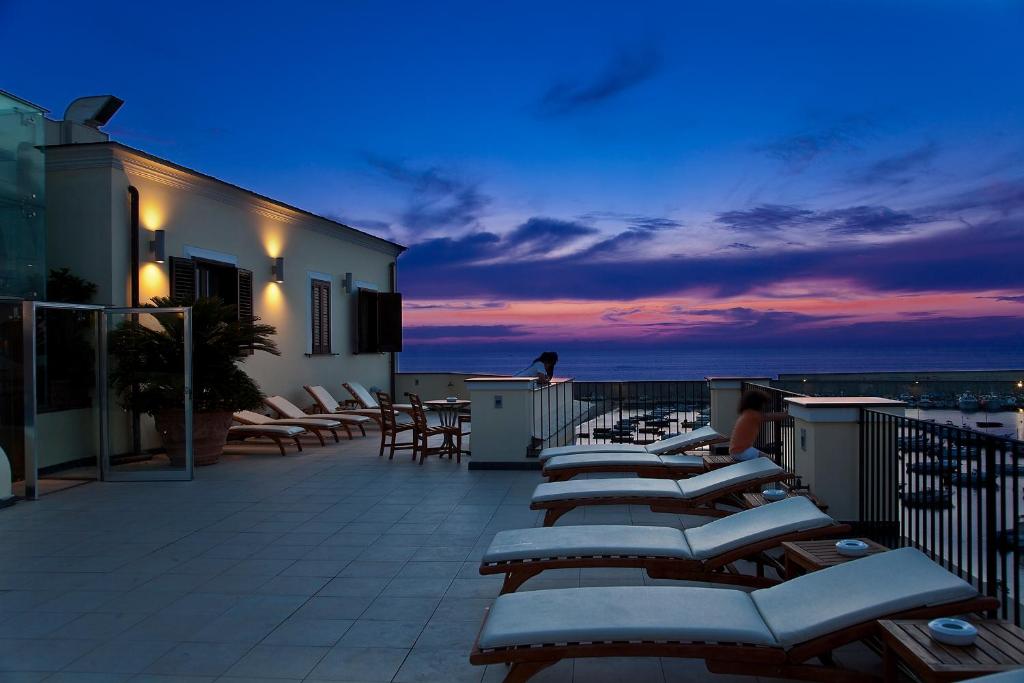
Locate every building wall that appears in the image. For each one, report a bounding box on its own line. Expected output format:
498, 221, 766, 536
46, 143, 402, 412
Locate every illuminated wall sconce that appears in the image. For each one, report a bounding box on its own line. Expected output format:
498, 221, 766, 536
150, 229, 166, 263
272, 256, 285, 283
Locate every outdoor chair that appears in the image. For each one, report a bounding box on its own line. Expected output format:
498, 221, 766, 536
531, 457, 789, 526
376, 391, 416, 459
303, 384, 391, 430
470, 548, 996, 683
263, 395, 371, 439
481, 496, 846, 593
537, 424, 727, 460
344, 380, 414, 417
225, 424, 306, 456
233, 409, 345, 446
408, 392, 455, 464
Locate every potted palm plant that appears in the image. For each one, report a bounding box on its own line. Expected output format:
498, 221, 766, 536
108, 296, 279, 466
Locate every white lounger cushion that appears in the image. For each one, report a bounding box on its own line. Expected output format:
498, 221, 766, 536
752, 548, 979, 647
300, 413, 370, 424
477, 585, 777, 650
235, 410, 341, 429
478, 549, 978, 651
677, 458, 782, 499
482, 497, 830, 564
485, 525, 692, 563
229, 425, 305, 437
684, 497, 832, 558
533, 478, 682, 503
542, 453, 704, 471
532, 459, 783, 504
538, 425, 724, 460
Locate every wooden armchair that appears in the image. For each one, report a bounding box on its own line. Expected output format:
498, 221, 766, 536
408, 393, 455, 464
376, 391, 415, 460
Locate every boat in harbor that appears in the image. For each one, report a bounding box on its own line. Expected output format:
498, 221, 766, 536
958, 393, 980, 412
980, 395, 1004, 412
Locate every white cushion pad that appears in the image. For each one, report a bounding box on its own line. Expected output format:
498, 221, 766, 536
539, 443, 647, 460
646, 426, 725, 454
751, 548, 979, 647
302, 413, 370, 424
229, 425, 305, 437
483, 525, 692, 563
684, 497, 834, 559
275, 417, 342, 428
658, 454, 706, 467
677, 458, 782, 499
532, 478, 682, 503
477, 586, 777, 650
543, 453, 664, 470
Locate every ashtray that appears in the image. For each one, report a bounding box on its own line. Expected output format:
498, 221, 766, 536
835, 539, 870, 557
762, 488, 787, 502
928, 618, 978, 646
445, 396, 458, 403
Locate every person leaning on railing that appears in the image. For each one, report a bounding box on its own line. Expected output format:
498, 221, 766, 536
514, 351, 558, 385
730, 389, 788, 461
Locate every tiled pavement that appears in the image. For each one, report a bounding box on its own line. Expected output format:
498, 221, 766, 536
0, 433, 885, 682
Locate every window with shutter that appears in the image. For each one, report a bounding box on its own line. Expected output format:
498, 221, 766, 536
237, 268, 254, 354
311, 278, 331, 354
169, 256, 197, 305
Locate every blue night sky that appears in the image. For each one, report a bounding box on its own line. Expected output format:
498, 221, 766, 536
4, 0, 1023, 349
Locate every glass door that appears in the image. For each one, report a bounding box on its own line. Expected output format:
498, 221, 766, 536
100, 307, 193, 481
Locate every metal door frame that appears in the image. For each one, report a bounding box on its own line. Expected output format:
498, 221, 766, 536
99, 306, 194, 482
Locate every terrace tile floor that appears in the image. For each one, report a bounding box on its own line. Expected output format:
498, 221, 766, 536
0, 433, 887, 682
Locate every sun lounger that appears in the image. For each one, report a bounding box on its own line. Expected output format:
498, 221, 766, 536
481, 497, 847, 593
541, 452, 712, 481
304, 384, 408, 428
233, 410, 346, 446
538, 424, 726, 461
226, 424, 306, 456
470, 548, 997, 683
531, 458, 788, 525
263, 395, 371, 438
342, 381, 414, 416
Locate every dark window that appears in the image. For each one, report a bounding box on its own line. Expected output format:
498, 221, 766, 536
354, 289, 402, 353
168, 257, 253, 334
311, 278, 331, 355
168, 256, 196, 305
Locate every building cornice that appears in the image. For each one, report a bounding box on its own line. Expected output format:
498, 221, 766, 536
45, 142, 405, 257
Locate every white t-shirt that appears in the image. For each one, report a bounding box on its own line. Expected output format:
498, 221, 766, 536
515, 361, 547, 379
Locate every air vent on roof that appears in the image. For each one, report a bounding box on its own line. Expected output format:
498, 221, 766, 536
63, 95, 124, 128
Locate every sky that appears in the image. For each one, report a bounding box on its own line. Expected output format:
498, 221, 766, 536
3, 0, 1024, 351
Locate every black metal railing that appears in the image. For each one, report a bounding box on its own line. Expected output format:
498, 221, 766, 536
860, 408, 1023, 625
533, 380, 711, 451
741, 381, 805, 476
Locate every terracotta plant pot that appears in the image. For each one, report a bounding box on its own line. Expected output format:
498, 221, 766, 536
154, 409, 233, 467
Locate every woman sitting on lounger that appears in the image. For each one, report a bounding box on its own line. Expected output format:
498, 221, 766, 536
730, 389, 787, 461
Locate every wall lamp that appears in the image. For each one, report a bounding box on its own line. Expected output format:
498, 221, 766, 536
150, 229, 166, 263
272, 256, 285, 283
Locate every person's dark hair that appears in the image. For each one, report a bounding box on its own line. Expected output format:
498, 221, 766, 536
533, 351, 558, 365
738, 389, 770, 414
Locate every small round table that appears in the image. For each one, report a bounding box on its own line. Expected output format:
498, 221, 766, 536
424, 399, 471, 460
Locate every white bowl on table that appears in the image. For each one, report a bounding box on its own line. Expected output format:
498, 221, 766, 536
928, 618, 978, 646
761, 488, 787, 502
835, 539, 869, 557
445, 396, 458, 403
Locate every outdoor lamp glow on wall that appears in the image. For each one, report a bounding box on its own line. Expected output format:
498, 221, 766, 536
272, 256, 285, 283
150, 229, 166, 263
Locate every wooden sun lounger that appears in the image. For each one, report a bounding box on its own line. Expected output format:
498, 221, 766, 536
542, 452, 715, 482
226, 424, 306, 456
233, 410, 347, 446
264, 395, 372, 439
481, 497, 849, 593
532, 458, 789, 526
469, 548, 999, 683
342, 381, 414, 415
537, 425, 727, 460
304, 384, 389, 430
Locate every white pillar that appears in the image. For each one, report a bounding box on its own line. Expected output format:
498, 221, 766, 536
466, 377, 538, 469
784, 397, 905, 522
0, 445, 14, 508
707, 377, 772, 437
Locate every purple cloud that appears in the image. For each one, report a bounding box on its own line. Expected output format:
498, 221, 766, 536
404, 324, 529, 340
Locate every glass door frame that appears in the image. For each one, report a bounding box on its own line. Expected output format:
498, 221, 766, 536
99, 306, 194, 482
20, 300, 105, 500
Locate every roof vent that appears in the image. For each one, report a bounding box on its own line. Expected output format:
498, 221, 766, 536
63, 95, 123, 128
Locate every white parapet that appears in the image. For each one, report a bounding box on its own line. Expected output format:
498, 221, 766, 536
784, 396, 906, 522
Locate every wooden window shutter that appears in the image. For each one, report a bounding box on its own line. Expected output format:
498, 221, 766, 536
169, 256, 197, 305
237, 268, 254, 354
311, 278, 331, 354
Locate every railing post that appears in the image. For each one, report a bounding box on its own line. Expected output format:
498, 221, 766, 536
983, 436, 999, 617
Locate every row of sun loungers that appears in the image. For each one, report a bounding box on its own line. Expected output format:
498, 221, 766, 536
470, 428, 997, 681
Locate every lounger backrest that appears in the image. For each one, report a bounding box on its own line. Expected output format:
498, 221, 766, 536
344, 381, 379, 409
751, 548, 980, 648
676, 457, 782, 499
234, 410, 273, 425
646, 425, 722, 454
264, 395, 305, 419
305, 385, 340, 412
683, 497, 834, 559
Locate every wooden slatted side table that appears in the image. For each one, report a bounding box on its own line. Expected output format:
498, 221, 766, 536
780, 538, 889, 577
878, 619, 1024, 682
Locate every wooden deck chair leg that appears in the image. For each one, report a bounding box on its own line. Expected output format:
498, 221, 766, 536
268, 436, 287, 456
503, 660, 557, 683
328, 428, 340, 443
358, 424, 366, 436
293, 436, 303, 452
542, 507, 570, 527
310, 429, 326, 447
501, 566, 544, 594
379, 430, 387, 457
341, 423, 354, 440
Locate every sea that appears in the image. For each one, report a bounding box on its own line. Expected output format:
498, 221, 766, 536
398, 344, 1024, 381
